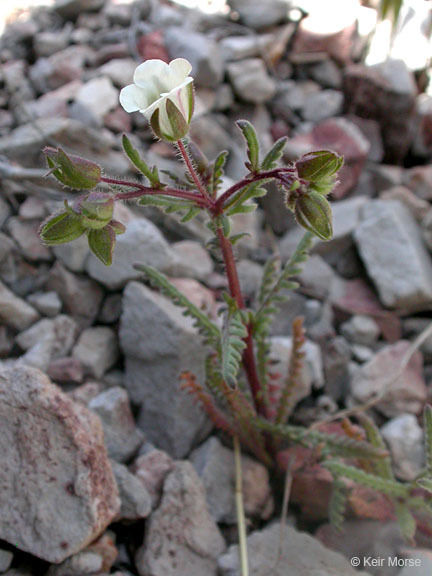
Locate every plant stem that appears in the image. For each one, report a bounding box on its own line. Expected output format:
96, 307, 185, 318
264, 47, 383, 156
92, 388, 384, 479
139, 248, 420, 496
177, 139, 212, 202
234, 435, 249, 576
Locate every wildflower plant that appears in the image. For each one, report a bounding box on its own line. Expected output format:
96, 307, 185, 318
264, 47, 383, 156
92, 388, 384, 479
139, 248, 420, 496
39, 58, 432, 549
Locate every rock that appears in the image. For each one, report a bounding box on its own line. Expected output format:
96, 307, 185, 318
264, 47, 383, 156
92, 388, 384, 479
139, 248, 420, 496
344, 59, 417, 163
30, 46, 92, 93
403, 165, 432, 202
227, 59, 277, 103
135, 462, 225, 576
302, 89, 344, 122
398, 550, 432, 576
170, 240, 213, 280
269, 292, 311, 336
98, 58, 136, 88
131, 449, 174, 508
46, 550, 103, 576
220, 34, 275, 62
190, 437, 272, 524
282, 118, 370, 198
306, 59, 343, 89
350, 340, 427, 417
0, 365, 120, 563
120, 281, 211, 457
354, 200, 432, 311
87, 532, 118, 574
72, 326, 119, 379
227, 0, 289, 30
88, 387, 144, 463
27, 291, 62, 317
272, 79, 320, 121
412, 94, 432, 158
321, 336, 352, 402
270, 335, 324, 405
164, 28, 223, 88
0, 280, 39, 331
47, 262, 104, 327
85, 218, 178, 290
218, 522, 369, 576
54, 0, 106, 19
6, 218, 51, 262
317, 521, 404, 576
380, 185, 429, 222
99, 294, 123, 324
381, 414, 424, 481
47, 357, 84, 385
111, 461, 152, 520
340, 315, 380, 347
297, 254, 336, 300
0, 549, 13, 573
34, 28, 71, 58
53, 235, 90, 273
237, 259, 264, 299
71, 76, 118, 127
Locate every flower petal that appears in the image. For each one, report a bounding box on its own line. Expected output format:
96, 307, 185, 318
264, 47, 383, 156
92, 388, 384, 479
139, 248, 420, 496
134, 59, 169, 89
119, 84, 153, 113
167, 58, 193, 86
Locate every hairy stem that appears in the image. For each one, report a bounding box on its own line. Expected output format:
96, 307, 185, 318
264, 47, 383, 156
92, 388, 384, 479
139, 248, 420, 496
177, 139, 212, 203
234, 435, 249, 576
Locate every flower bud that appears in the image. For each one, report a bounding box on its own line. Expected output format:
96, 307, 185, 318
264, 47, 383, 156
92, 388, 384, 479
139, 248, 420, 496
78, 192, 114, 230
150, 98, 190, 142
39, 211, 86, 246
296, 150, 343, 196
44, 147, 101, 189
294, 190, 333, 241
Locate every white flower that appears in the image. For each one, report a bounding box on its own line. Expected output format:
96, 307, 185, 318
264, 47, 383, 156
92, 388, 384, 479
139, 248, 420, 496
119, 58, 194, 141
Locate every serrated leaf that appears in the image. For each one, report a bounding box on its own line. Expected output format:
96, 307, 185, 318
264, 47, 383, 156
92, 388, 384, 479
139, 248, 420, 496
329, 479, 348, 532
261, 137, 287, 170
122, 134, 160, 187
237, 120, 259, 173
221, 306, 248, 387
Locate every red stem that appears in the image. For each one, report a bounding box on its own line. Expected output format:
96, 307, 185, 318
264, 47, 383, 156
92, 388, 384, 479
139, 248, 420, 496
177, 140, 212, 203
100, 176, 208, 207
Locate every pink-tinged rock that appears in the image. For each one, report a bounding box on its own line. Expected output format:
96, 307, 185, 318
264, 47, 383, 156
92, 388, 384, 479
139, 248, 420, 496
284, 118, 370, 198
7, 218, 52, 262
344, 60, 417, 163
137, 30, 170, 63
0, 365, 120, 563
350, 341, 427, 417
292, 1, 359, 64
131, 449, 175, 509
330, 277, 401, 342
412, 94, 432, 158
104, 106, 132, 133
47, 357, 84, 384
403, 164, 432, 201
30, 46, 93, 92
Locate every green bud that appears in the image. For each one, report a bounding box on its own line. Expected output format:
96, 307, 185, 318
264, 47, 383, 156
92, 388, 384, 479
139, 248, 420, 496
39, 211, 86, 246
294, 190, 333, 241
296, 150, 343, 182
150, 98, 189, 143
79, 193, 114, 230
44, 147, 101, 189
87, 225, 116, 266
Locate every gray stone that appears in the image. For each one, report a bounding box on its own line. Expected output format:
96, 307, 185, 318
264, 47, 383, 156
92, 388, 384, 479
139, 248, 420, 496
171, 240, 214, 281
0, 365, 120, 563
220, 34, 275, 62
381, 414, 424, 481
136, 462, 225, 576
227, 0, 289, 29
54, 0, 105, 19
27, 291, 62, 317
164, 28, 223, 88
73, 326, 119, 379
85, 218, 178, 290
340, 315, 380, 347
273, 79, 320, 117
71, 76, 118, 126
218, 522, 370, 576
297, 254, 336, 300
6, 218, 51, 262
302, 89, 344, 122
0, 549, 13, 573
16, 315, 78, 358
46, 550, 103, 576
227, 59, 277, 103
111, 461, 151, 520
34, 29, 71, 58
53, 235, 90, 273
190, 437, 272, 524
350, 340, 427, 418
354, 200, 432, 311
98, 58, 136, 88
131, 449, 174, 509
307, 59, 343, 89
0, 198, 11, 229
237, 259, 264, 299
88, 387, 144, 463
398, 549, 432, 576
47, 262, 104, 328
120, 281, 210, 458
0, 280, 39, 331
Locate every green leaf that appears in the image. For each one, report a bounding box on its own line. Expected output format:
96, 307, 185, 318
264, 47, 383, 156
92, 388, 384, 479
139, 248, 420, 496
221, 302, 248, 387
39, 210, 86, 245
122, 134, 160, 187
296, 150, 343, 183
87, 226, 116, 266
134, 264, 220, 346
395, 503, 416, 543
79, 192, 114, 230
357, 413, 395, 480
44, 147, 101, 189
417, 478, 432, 493
294, 191, 333, 241
329, 479, 348, 532
210, 150, 228, 196
261, 137, 287, 170
237, 120, 259, 173
324, 461, 410, 498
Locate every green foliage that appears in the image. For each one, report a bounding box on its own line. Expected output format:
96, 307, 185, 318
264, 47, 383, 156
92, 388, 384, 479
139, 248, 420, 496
134, 264, 220, 346
40, 210, 85, 246
138, 194, 201, 222
87, 226, 116, 266
294, 190, 333, 241
395, 503, 417, 544
122, 134, 161, 188
357, 413, 394, 480
210, 150, 229, 196
261, 137, 287, 171
44, 147, 101, 189
221, 296, 248, 387
380, 0, 403, 23
237, 120, 260, 173
329, 479, 348, 532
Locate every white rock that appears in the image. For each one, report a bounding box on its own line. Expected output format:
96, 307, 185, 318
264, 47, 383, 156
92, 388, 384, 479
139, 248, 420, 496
381, 414, 424, 481
227, 59, 277, 103
73, 326, 119, 379
0, 280, 39, 331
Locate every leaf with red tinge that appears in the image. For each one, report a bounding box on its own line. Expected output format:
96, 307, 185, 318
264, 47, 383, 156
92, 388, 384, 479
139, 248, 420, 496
88, 226, 116, 266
